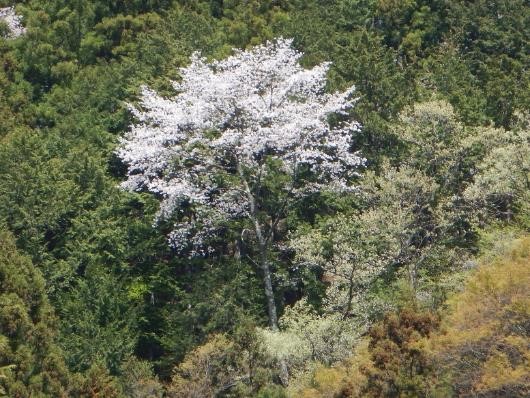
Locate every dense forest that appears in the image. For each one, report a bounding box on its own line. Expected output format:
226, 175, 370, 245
0, 1, 529, 397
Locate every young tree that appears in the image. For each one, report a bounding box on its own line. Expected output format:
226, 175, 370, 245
117, 38, 363, 331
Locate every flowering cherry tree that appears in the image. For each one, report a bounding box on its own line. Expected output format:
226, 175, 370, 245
0, 7, 25, 38
118, 38, 363, 330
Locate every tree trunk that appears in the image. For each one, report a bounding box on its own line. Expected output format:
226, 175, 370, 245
257, 235, 289, 385
239, 165, 288, 384
240, 165, 280, 330
258, 241, 279, 330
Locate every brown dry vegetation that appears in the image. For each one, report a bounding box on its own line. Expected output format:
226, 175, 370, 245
427, 236, 530, 397
293, 236, 530, 398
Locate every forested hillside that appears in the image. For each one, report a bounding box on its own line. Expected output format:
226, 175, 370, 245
0, 1, 528, 397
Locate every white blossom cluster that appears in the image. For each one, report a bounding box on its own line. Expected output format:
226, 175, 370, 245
0, 7, 25, 38
118, 38, 363, 254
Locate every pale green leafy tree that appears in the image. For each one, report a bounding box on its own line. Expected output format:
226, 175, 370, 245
291, 209, 402, 319
258, 299, 358, 376
260, 165, 440, 375
361, 164, 443, 290
464, 119, 530, 225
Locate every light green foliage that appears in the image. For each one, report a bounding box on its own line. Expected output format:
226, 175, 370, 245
276, 98, 527, 380
168, 327, 275, 397
292, 209, 402, 320
120, 356, 164, 398
395, 101, 467, 180
391, 100, 528, 244
69, 361, 124, 398
361, 164, 446, 289
273, 161, 456, 377
394, 101, 529, 230
464, 116, 530, 226
258, 299, 358, 373
168, 334, 240, 397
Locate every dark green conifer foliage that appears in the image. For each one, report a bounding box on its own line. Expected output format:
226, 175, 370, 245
0, 230, 70, 397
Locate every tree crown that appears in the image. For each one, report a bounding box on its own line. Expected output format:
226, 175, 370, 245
118, 38, 363, 255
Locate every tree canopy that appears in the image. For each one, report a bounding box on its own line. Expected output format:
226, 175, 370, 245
0, 0, 528, 396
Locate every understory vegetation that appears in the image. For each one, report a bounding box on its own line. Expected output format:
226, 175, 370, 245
0, 1, 528, 397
